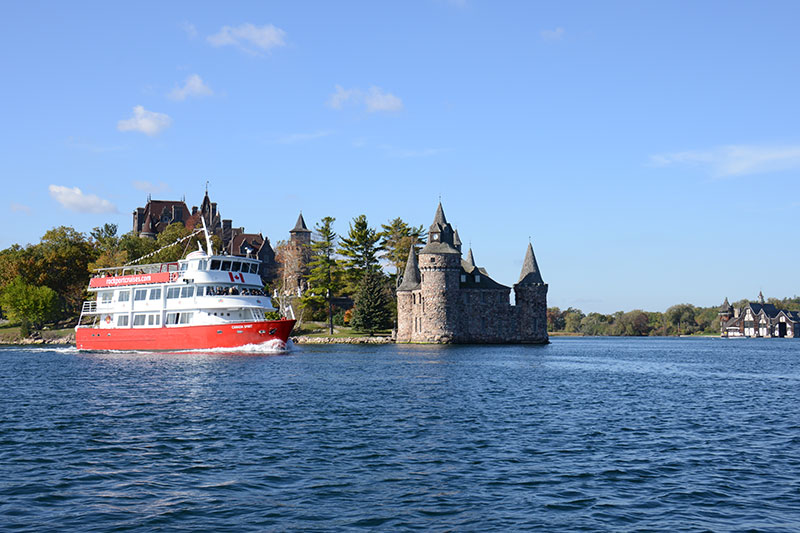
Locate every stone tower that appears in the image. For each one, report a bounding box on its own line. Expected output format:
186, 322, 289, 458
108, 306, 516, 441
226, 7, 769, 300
513, 242, 549, 343
396, 243, 420, 341
290, 213, 312, 245
417, 203, 461, 342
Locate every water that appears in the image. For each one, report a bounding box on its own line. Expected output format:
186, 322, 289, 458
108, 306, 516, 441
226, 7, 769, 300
2, 338, 800, 531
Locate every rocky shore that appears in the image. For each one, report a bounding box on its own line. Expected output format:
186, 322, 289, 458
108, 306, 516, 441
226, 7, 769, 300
5, 332, 76, 345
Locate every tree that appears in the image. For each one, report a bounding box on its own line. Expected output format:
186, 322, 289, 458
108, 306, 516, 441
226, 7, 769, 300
89, 223, 128, 270
0, 276, 58, 332
379, 218, 426, 287
338, 214, 382, 294
300, 217, 341, 334
563, 307, 585, 333
349, 270, 392, 335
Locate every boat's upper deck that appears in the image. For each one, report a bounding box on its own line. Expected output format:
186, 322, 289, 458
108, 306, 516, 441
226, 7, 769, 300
88, 251, 262, 291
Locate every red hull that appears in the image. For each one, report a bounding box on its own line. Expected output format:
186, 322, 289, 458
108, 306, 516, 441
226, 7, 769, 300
75, 319, 296, 351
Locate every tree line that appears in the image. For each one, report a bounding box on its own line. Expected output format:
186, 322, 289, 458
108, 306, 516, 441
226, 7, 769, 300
547, 296, 800, 336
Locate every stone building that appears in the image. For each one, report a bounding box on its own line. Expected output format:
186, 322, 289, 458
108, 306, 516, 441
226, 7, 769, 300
719, 294, 800, 338
396, 203, 548, 344
132, 189, 276, 285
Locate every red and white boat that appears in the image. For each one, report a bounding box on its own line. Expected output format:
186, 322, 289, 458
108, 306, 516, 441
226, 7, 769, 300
75, 227, 295, 351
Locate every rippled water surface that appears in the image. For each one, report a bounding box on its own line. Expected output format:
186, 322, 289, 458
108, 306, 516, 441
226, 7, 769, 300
2, 338, 800, 531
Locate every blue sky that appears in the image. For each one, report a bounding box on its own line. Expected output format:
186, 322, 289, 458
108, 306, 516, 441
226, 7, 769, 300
2, 1, 799, 313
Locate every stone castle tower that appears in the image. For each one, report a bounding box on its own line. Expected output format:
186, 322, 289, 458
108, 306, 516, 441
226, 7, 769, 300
397, 203, 548, 344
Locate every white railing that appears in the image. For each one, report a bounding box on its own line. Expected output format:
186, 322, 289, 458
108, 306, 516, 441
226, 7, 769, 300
81, 301, 97, 314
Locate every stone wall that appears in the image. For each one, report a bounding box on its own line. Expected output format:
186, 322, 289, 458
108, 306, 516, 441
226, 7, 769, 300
417, 252, 461, 343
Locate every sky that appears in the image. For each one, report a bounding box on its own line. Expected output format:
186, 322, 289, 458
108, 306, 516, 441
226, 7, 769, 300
2, 1, 800, 314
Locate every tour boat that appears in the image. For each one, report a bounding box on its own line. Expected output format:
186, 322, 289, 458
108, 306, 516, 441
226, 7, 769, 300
75, 226, 295, 351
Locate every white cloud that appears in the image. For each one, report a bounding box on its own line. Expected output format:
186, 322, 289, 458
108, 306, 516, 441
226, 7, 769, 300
181, 21, 197, 38
541, 27, 565, 41
277, 130, 334, 144
365, 86, 403, 112
207, 23, 286, 54
651, 144, 800, 178
327, 85, 403, 113
133, 180, 170, 193
10, 203, 31, 214
168, 74, 213, 101
117, 106, 172, 136
48, 185, 117, 214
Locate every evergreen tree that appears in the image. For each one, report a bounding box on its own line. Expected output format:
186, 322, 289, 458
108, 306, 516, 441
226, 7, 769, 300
300, 217, 340, 334
379, 217, 426, 287
349, 271, 392, 335
338, 214, 382, 294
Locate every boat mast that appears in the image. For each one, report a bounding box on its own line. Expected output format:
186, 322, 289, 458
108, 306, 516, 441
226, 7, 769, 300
201, 215, 214, 255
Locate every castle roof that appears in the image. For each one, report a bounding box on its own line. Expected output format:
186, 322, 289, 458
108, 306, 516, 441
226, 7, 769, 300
720, 297, 731, 311
397, 244, 421, 292
517, 242, 544, 285
453, 229, 462, 248
421, 202, 460, 254
461, 248, 476, 272
291, 213, 311, 233
231, 233, 265, 256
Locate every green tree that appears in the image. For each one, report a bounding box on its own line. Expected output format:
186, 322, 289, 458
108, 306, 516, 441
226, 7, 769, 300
666, 304, 696, 335
89, 223, 128, 270
338, 214, 382, 294
0, 276, 59, 332
563, 307, 585, 333
379, 217, 426, 287
349, 270, 392, 335
300, 217, 341, 334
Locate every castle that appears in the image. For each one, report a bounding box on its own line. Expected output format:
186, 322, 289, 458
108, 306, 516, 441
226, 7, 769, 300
132, 189, 276, 284
396, 203, 548, 344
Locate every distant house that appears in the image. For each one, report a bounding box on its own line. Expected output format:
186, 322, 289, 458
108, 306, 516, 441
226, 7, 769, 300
719, 294, 800, 338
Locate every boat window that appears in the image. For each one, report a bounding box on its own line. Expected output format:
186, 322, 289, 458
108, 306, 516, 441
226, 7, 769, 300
166, 313, 179, 325
147, 314, 159, 326
118, 291, 130, 302
166, 287, 181, 299
179, 312, 193, 325
199, 260, 207, 271
100, 291, 113, 303
117, 315, 129, 327
150, 288, 161, 300
180, 286, 194, 298
133, 314, 146, 326
210, 259, 221, 270
221, 260, 231, 271
134, 289, 147, 301
249, 264, 258, 274
180, 263, 188, 271
231, 262, 241, 272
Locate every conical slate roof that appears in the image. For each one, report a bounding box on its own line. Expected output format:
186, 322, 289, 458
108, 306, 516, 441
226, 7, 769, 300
517, 242, 544, 285
465, 248, 475, 267
397, 244, 421, 292
431, 202, 447, 230
291, 212, 311, 233
453, 229, 462, 248
720, 297, 731, 310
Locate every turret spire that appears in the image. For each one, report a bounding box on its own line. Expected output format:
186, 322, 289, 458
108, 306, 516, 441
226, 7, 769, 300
517, 242, 544, 285
465, 248, 475, 268
397, 244, 421, 291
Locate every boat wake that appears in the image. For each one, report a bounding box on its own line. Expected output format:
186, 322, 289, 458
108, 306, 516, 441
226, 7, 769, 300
187, 338, 294, 354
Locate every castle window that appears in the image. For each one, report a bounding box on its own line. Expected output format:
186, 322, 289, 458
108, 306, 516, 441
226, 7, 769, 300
461, 274, 466, 283
432, 234, 439, 241
430, 257, 435, 262
475, 274, 480, 283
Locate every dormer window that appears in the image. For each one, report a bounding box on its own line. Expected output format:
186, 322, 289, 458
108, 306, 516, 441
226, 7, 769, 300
432, 234, 439, 241
475, 274, 481, 283
461, 274, 466, 282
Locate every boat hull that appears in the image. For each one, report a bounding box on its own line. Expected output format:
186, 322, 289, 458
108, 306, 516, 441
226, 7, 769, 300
75, 319, 296, 352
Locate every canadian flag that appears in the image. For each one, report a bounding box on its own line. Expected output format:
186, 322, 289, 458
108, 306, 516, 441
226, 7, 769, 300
229, 272, 245, 283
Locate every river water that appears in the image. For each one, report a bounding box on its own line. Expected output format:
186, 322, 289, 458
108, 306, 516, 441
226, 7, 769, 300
1, 338, 799, 531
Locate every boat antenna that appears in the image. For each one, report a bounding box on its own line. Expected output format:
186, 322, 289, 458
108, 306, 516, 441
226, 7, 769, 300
201, 215, 214, 255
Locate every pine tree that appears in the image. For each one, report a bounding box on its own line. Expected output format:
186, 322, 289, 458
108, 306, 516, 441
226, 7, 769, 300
379, 217, 426, 287
300, 217, 340, 334
338, 214, 382, 294
349, 271, 392, 335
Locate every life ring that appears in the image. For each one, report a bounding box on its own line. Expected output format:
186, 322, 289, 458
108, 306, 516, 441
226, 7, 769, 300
104, 315, 112, 324
169, 272, 179, 282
